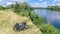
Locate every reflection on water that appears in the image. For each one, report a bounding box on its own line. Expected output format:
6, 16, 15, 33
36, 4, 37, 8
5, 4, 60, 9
33, 9, 60, 29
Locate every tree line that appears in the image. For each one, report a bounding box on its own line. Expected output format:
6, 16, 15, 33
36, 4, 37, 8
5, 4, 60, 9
46, 6, 60, 12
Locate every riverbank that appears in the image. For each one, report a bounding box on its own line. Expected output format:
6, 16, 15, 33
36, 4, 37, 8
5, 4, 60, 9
29, 12, 60, 34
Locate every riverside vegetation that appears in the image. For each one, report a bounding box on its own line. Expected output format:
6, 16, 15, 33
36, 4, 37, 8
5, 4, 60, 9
46, 6, 60, 12
0, 2, 60, 34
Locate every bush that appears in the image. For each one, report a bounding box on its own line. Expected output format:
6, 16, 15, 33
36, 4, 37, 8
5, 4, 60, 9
30, 13, 60, 34
40, 23, 60, 34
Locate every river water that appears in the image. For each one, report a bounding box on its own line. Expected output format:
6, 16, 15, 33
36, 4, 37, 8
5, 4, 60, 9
33, 9, 60, 29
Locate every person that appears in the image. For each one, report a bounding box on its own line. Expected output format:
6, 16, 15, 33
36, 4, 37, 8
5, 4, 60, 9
19, 22, 26, 30
22, 22, 28, 29
14, 23, 20, 31
22, 22, 26, 26
13, 22, 28, 31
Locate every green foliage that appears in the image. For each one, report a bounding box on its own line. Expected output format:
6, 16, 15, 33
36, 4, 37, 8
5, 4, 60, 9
11, 2, 33, 16
47, 6, 60, 12
30, 13, 60, 34
0, 6, 5, 10
40, 23, 60, 34
30, 13, 45, 25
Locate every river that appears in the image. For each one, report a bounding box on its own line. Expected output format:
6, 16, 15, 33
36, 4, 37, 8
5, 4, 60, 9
32, 9, 60, 29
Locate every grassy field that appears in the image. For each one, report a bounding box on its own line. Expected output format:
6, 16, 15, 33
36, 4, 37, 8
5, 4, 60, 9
0, 10, 42, 34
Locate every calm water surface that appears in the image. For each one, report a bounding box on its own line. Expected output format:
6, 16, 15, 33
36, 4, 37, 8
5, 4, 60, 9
33, 9, 60, 29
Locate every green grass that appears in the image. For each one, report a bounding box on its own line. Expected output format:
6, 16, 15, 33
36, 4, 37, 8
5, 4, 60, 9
30, 13, 60, 34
